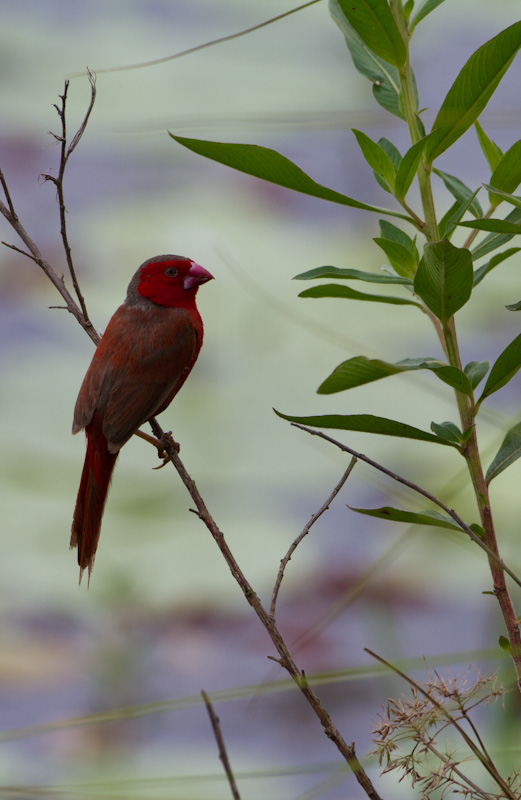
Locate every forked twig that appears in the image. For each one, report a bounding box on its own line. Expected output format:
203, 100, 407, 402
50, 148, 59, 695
42, 71, 96, 324
290, 423, 521, 590
202, 690, 242, 800
270, 457, 357, 618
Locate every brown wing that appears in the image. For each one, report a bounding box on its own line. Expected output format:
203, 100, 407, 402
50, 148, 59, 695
73, 303, 201, 452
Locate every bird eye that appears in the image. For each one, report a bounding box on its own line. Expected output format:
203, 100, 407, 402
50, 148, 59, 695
164, 266, 178, 277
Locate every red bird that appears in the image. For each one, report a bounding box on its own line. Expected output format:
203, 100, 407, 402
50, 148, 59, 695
71, 255, 213, 581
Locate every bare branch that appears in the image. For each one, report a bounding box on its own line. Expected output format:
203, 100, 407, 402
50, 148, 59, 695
270, 457, 357, 618
290, 423, 521, 590
147, 419, 383, 800
201, 690, 242, 800
46, 75, 96, 323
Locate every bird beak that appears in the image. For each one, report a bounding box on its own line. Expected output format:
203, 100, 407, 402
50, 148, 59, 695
184, 262, 214, 289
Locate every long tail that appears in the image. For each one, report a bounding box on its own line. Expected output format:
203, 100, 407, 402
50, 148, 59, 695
71, 423, 118, 583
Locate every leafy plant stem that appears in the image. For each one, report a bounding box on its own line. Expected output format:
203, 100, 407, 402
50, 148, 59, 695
442, 318, 521, 689
390, 0, 438, 241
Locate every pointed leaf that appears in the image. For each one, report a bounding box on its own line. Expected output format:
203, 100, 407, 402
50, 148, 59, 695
475, 121, 503, 171
431, 420, 462, 444
414, 240, 473, 322
333, 0, 407, 67
293, 266, 412, 284
298, 283, 422, 307
395, 137, 430, 200
486, 421, 521, 482
459, 218, 521, 234
379, 220, 418, 258
170, 135, 409, 219
274, 410, 458, 446
471, 207, 521, 260
506, 300, 521, 311
438, 191, 481, 240
349, 505, 463, 531
464, 360, 490, 389
473, 247, 521, 286
480, 332, 521, 401
410, 0, 448, 31
373, 238, 417, 276
488, 139, 521, 205
353, 129, 396, 191
484, 185, 521, 211
438, 201, 462, 241
425, 21, 521, 162
317, 355, 472, 395
434, 169, 483, 217
329, 0, 404, 119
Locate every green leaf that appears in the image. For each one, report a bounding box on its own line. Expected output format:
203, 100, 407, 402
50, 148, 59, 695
464, 360, 490, 389
438, 201, 463, 241
425, 21, 521, 163
317, 355, 471, 395
471, 208, 521, 260
499, 635, 511, 652
373, 238, 417, 276
484, 185, 521, 211
353, 129, 396, 191
274, 410, 458, 446
434, 169, 483, 217
475, 121, 503, 171
488, 139, 521, 206
410, 0, 448, 31
413, 240, 473, 322
293, 266, 412, 284
349, 505, 463, 531
472, 248, 521, 286
378, 137, 402, 169
479, 332, 521, 402
395, 137, 430, 201
431, 420, 463, 444
459, 218, 521, 234
506, 300, 521, 311
486, 421, 521, 483
379, 220, 418, 255
298, 283, 422, 307
170, 135, 409, 219
333, 0, 407, 67
373, 138, 402, 193
329, 1, 402, 118
440, 190, 481, 240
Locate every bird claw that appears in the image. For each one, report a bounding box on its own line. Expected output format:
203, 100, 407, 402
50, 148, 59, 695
151, 432, 180, 469
161, 431, 180, 453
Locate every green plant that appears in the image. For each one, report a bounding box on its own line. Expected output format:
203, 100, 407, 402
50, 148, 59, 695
171, 1, 521, 689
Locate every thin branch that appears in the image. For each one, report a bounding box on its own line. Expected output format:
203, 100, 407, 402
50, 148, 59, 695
365, 649, 517, 800
290, 423, 521, 590
148, 419, 383, 800
201, 690, 242, 800
42, 73, 96, 324
270, 458, 357, 619
69, 0, 324, 77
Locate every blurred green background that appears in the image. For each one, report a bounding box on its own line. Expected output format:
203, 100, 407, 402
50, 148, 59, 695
1, 1, 521, 797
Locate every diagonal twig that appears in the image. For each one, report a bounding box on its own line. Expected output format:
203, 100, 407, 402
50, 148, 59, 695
270, 457, 357, 619
290, 422, 521, 590
202, 690, 242, 800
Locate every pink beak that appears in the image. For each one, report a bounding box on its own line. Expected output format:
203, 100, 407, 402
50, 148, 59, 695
184, 261, 214, 289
